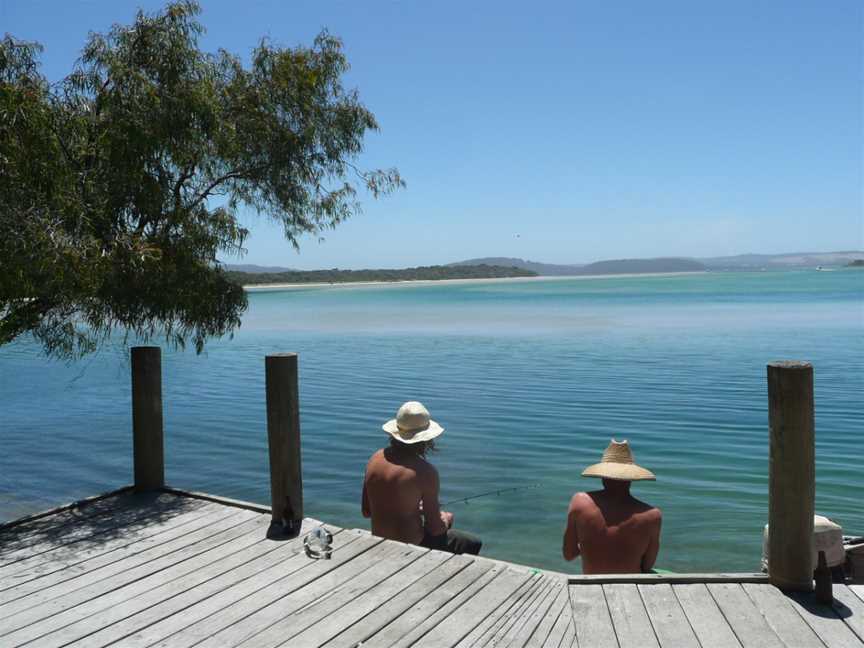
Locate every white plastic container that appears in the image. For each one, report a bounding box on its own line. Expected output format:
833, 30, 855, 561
761, 514, 844, 572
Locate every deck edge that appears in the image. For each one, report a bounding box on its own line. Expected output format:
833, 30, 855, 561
569, 572, 770, 584
160, 486, 274, 515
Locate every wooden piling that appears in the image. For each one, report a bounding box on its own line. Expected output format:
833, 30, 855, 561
767, 360, 815, 591
131, 346, 164, 492
265, 353, 303, 537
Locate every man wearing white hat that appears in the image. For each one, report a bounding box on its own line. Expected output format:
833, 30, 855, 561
562, 439, 662, 574
361, 401, 482, 555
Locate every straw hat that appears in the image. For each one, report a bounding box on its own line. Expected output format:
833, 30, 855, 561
582, 439, 655, 481
382, 401, 444, 444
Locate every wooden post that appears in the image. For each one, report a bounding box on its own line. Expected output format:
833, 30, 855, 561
131, 346, 164, 492
265, 353, 303, 538
767, 360, 815, 591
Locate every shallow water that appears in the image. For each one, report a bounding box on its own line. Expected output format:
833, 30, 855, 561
1, 269, 862, 573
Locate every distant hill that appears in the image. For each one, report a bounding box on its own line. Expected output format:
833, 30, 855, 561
452, 256, 704, 275
224, 263, 295, 273
452, 251, 863, 275
228, 264, 537, 285
450, 257, 585, 276
700, 251, 864, 270
574, 257, 706, 275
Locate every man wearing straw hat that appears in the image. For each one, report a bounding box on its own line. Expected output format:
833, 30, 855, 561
562, 439, 662, 574
361, 401, 482, 555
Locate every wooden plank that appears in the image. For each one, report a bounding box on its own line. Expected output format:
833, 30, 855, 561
235, 542, 427, 647
0, 499, 220, 581
192, 536, 398, 648
409, 568, 533, 648
568, 584, 618, 648
380, 565, 506, 648
558, 612, 576, 648
706, 583, 786, 648
849, 585, 864, 604
0, 487, 134, 553
485, 577, 559, 648
0, 505, 242, 606
524, 585, 570, 648
142, 529, 363, 648
500, 578, 565, 648
289, 549, 453, 647
65, 533, 368, 647
0, 513, 272, 635
786, 591, 864, 648
603, 583, 659, 648
740, 583, 825, 648
0, 492, 206, 564
0, 508, 259, 617
543, 594, 574, 648
673, 584, 743, 648
569, 573, 769, 585
639, 583, 701, 648
454, 573, 544, 648
0, 494, 213, 569
321, 553, 474, 648
499, 578, 565, 648
354, 559, 498, 648
833, 585, 864, 644
4, 511, 314, 646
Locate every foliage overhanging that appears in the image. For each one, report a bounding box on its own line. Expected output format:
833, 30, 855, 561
0, 1, 403, 358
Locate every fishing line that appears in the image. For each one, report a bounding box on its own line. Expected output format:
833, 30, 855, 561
442, 482, 544, 506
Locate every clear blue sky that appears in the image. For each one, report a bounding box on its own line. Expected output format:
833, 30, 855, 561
3, 1, 862, 269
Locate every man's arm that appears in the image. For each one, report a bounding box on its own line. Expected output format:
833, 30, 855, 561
640, 509, 662, 572
420, 465, 447, 537
562, 494, 582, 561
361, 478, 371, 518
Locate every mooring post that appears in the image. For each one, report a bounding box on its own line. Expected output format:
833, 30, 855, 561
767, 360, 815, 591
131, 346, 164, 492
265, 353, 303, 539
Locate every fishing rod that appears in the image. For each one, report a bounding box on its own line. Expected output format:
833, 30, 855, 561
442, 482, 543, 506
320, 476, 546, 507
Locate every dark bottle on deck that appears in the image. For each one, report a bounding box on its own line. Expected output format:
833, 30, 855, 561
814, 550, 833, 604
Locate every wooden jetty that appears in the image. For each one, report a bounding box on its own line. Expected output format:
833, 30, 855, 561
1, 349, 862, 647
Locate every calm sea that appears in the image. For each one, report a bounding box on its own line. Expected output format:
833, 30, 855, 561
1, 270, 862, 573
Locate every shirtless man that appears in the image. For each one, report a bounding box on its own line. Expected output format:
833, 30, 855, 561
563, 439, 661, 574
362, 401, 482, 555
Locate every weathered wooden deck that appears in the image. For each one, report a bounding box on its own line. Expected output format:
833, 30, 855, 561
1, 490, 861, 647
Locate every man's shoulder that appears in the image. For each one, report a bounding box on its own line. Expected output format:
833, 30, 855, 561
633, 502, 662, 524
367, 448, 386, 465
568, 491, 599, 512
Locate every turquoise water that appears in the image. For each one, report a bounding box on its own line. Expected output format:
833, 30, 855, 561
1, 270, 862, 573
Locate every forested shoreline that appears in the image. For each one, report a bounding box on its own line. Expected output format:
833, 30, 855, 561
227, 264, 537, 285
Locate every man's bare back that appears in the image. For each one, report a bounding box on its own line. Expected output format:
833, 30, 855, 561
362, 446, 448, 544
563, 479, 662, 574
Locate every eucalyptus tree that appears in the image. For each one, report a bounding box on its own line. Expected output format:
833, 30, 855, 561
0, 1, 402, 358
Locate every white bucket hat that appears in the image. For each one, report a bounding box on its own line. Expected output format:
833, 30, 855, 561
582, 439, 656, 481
382, 401, 444, 444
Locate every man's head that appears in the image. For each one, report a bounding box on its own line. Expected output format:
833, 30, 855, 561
389, 436, 436, 458
601, 478, 632, 494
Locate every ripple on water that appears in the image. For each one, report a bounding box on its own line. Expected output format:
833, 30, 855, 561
1, 271, 862, 573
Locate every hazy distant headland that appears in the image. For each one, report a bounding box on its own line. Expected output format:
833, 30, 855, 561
454, 250, 864, 274
225, 250, 863, 286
